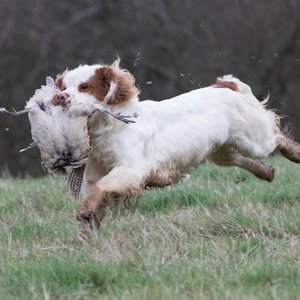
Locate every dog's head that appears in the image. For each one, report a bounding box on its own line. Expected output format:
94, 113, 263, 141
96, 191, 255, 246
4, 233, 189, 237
52, 59, 140, 107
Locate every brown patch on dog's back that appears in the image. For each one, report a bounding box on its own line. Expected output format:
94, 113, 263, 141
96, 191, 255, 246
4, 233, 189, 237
211, 80, 238, 91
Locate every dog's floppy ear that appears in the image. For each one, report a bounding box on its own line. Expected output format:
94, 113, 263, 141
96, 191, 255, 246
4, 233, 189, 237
95, 59, 139, 106
55, 70, 67, 91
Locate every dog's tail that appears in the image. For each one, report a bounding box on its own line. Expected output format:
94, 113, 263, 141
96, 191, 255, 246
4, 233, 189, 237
212, 75, 253, 94
212, 75, 271, 106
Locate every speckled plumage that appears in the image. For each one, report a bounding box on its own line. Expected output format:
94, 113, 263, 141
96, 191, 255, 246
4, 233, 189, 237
25, 77, 91, 198
0, 75, 134, 200
26, 77, 90, 175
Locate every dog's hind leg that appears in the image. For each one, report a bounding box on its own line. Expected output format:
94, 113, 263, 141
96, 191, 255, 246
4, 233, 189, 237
208, 146, 275, 182
277, 133, 300, 163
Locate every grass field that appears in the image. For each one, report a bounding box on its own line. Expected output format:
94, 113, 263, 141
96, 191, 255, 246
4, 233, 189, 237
1, 157, 300, 299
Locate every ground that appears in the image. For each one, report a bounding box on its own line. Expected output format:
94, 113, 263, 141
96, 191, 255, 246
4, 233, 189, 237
1, 157, 300, 299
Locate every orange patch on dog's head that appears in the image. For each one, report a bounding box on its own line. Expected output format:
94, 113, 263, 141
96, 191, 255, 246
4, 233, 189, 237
79, 59, 140, 106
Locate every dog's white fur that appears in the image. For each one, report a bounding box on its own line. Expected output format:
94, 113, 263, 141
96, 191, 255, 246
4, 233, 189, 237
53, 60, 300, 229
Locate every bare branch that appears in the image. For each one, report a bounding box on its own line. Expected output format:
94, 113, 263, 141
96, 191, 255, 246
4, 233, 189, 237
103, 110, 136, 124
0, 107, 29, 117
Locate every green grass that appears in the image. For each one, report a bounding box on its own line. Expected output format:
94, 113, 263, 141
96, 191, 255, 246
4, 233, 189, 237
1, 158, 300, 299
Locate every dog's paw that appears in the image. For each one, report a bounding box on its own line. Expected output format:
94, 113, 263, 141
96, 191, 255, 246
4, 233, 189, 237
267, 165, 275, 182
76, 208, 105, 230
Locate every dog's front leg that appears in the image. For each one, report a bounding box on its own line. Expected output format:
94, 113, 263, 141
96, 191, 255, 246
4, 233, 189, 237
77, 167, 146, 234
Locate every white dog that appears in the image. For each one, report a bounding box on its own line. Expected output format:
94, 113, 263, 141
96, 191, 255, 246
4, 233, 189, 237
52, 59, 300, 231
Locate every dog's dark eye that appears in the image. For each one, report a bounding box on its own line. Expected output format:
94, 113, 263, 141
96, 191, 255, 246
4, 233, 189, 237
79, 83, 89, 92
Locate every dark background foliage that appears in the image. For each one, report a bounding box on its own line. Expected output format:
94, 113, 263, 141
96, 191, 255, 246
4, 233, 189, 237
0, 0, 299, 176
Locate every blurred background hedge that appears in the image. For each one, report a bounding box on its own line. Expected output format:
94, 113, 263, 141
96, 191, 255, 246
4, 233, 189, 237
0, 0, 299, 176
